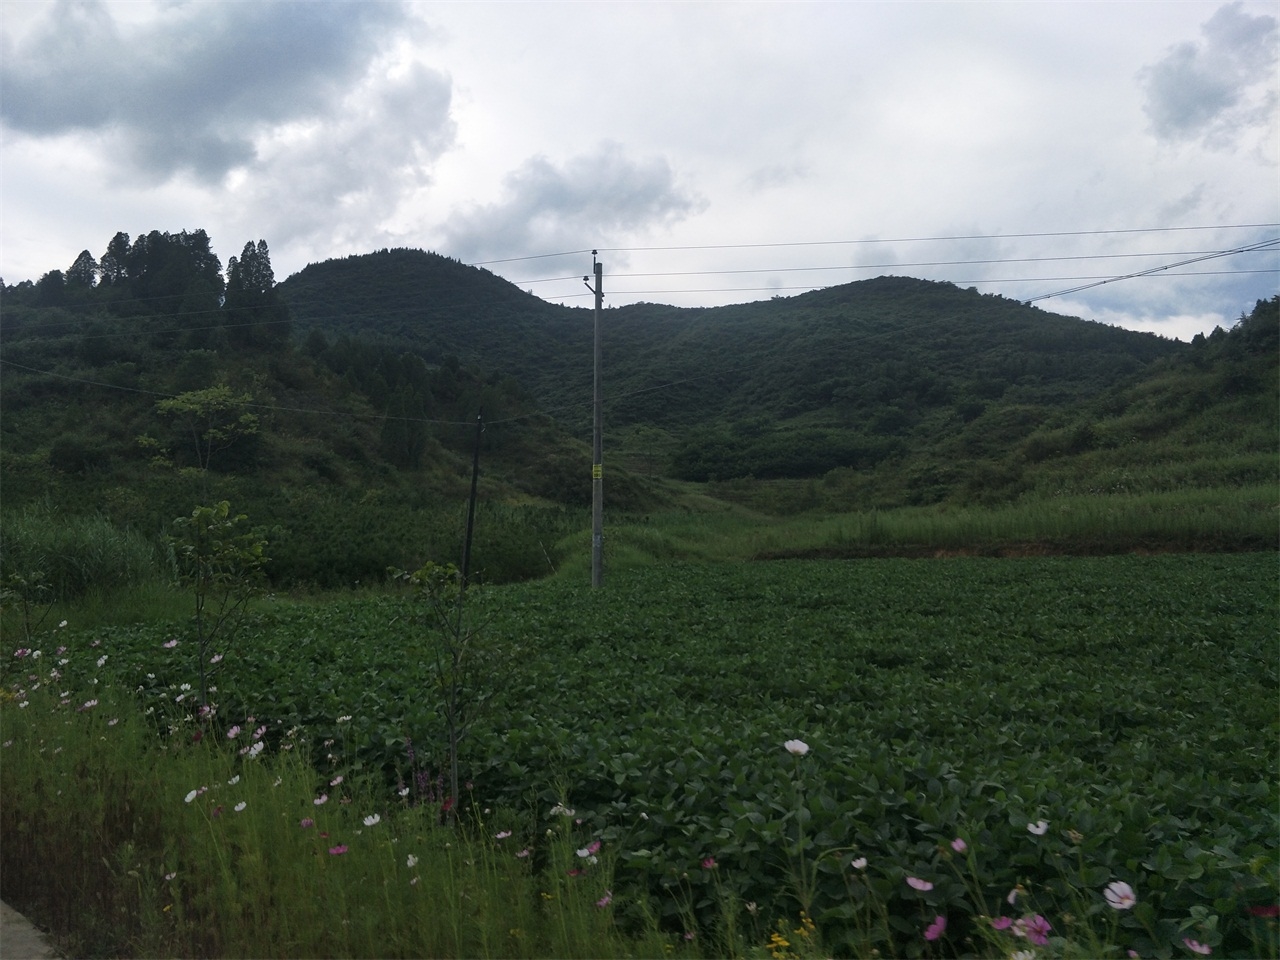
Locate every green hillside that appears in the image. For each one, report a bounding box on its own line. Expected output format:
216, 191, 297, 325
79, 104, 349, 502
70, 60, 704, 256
3, 230, 1275, 598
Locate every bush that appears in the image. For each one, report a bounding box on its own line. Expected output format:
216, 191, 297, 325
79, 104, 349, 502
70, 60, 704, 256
0, 508, 161, 601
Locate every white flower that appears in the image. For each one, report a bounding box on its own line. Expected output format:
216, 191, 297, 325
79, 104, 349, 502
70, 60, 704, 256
247, 741, 264, 759
1104, 880, 1137, 910
227, 775, 240, 785
550, 804, 575, 817
184, 789, 199, 803
783, 739, 810, 756
18, 701, 28, 709
234, 801, 247, 812
1027, 820, 1049, 835
406, 854, 419, 868
398, 787, 410, 797
337, 715, 353, 723
58, 620, 68, 628
850, 857, 868, 870
363, 814, 381, 826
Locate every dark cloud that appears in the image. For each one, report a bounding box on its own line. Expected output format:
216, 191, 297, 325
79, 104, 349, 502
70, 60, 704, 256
0, 0, 418, 181
1139, 2, 1277, 146
441, 142, 704, 263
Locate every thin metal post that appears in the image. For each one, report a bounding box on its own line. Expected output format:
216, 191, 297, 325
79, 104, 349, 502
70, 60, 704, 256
460, 408, 483, 590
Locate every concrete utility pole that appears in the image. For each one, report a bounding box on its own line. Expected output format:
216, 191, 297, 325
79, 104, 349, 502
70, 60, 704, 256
587, 253, 604, 588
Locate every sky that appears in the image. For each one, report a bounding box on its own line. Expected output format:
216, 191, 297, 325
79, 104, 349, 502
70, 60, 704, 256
1, 0, 1277, 342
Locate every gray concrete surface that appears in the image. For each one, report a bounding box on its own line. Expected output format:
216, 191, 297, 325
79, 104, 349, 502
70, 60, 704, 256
0, 901, 59, 960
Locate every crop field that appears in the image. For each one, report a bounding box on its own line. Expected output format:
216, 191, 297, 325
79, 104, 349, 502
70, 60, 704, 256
3, 552, 1277, 957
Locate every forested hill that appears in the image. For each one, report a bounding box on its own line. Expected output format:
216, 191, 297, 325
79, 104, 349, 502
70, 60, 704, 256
278, 249, 1183, 435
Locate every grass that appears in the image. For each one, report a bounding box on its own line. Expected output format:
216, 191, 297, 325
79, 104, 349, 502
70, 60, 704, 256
0, 682, 697, 959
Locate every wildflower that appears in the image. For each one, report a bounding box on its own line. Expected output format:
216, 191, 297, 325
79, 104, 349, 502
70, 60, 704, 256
211, 804, 224, 818
184, 789, 200, 804
951, 837, 967, 853
209, 653, 223, 664
906, 876, 934, 891
1067, 828, 1084, 843
328, 845, 348, 856
1027, 820, 1049, 835
227, 725, 241, 739
567, 868, 584, 877
80, 699, 98, 710
227, 775, 240, 785
850, 856, 867, 870
1007, 885, 1026, 904
253, 725, 267, 740
96, 655, 108, 668
992, 916, 1014, 930
31, 650, 41, 659
59, 620, 68, 628
337, 714, 353, 722
18, 701, 28, 709
234, 801, 247, 812
331, 775, 343, 786
363, 814, 381, 826
163, 639, 179, 648
924, 915, 947, 941
13, 648, 30, 658
164, 872, 176, 881
702, 856, 717, 869
247, 742, 264, 758
314, 794, 328, 805
586, 840, 601, 855
406, 854, 418, 868
300, 818, 314, 828
1011, 953, 1037, 960
1105, 880, 1137, 910
398, 787, 410, 797
1016, 914, 1052, 946
495, 830, 512, 839
596, 890, 613, 908
549, 803, 575, 817
783, 739, 809, 756
1183, 939, 1212, 955
108, 718, 118, 726
192, 730, 203, 743
516, 848, 531, 858
410, 876, 419, 885
1249, 904, 1280, 918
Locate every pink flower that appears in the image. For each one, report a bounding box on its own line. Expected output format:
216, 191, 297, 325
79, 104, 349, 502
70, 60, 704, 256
567, 868, 583, 877
991, 916, 1013, 931
314, 794, 328, 805
516, 848, 531, 858
226, 725, 241, 739
163, 639, 179, 648
1015, 915, 1052, 946
1105, 880, 1137, 910
586, 840, 601, 855
1249, 905, 1280, 918
300, 818, 315, 828
924, 915, 947, 941
495, 830, 512, 840
950, 837, 967, 853
906, 876, 934, 891
328, 845, 348, 856
596, 891, 613, 908
330, 775, 343, 786
702, 857, 717, 869
1183, 939, 1212, 955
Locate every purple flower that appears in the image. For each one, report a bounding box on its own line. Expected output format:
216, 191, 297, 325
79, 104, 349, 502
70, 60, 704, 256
991, 916, 1013, 931
328, 845, 348, 856
924, 915, 947, 941
1015, 914, 1052, 946
950, 837, 967, 853
702, 857, 717, 869
596, 891, 613, 908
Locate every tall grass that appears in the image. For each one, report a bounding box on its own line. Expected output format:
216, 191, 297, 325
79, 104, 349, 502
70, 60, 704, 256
1, 506, 164, 600
582, 486, 1277, 571
0, 681, 699, 959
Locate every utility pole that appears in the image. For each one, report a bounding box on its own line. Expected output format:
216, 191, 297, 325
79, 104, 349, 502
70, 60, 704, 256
586, 253, 604, 588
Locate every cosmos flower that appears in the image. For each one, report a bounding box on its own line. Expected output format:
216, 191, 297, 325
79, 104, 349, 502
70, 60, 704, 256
906, 877, 934, 891
783, 739, 809, 756
1105, 880, 1137, 910
924, 915, 947, 941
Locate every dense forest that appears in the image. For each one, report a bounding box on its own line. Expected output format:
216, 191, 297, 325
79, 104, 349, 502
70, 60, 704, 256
2, 229, 1276, 586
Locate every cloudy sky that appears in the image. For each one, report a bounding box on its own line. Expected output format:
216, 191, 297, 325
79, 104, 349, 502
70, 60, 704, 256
2, 0, 1276, 340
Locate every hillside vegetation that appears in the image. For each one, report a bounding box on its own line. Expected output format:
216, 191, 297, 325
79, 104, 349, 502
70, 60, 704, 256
2, 231, 1276, 598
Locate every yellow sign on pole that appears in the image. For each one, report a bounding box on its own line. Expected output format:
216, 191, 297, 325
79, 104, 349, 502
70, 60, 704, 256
592, 464, 603, 480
